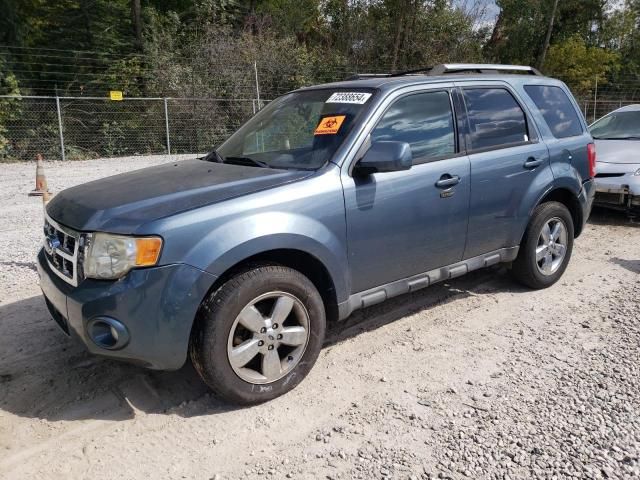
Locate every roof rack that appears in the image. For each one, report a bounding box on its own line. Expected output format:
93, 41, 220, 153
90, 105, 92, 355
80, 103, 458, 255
428, 63, 543, 76
346, 63, 543, 80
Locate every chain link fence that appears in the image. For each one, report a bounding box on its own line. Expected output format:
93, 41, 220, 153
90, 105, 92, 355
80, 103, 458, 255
578, 99, 639, 125
1, 77, 639, 163
0, 95, 265, 162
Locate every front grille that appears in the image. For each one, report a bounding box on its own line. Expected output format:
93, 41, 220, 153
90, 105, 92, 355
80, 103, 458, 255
43, 213, 82, 286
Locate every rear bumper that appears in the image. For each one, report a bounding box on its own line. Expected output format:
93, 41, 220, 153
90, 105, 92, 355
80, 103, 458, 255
37, 249, 216, 370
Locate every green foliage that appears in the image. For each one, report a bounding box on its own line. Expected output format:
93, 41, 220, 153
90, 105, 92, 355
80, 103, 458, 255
0, 56, 21, 159
1, 0, 639, 161
544, 35, 620, 95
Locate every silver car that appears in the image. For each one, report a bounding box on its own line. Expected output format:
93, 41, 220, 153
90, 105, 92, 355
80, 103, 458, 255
590, 104, 640, 212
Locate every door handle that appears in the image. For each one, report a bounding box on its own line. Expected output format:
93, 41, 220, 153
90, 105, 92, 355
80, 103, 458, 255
435, 175, 460, 188
524, 157, 544, 169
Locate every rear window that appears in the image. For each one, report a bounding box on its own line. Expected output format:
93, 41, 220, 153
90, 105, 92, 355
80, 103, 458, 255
463, 88, 529, 151
524, 85, 583, 138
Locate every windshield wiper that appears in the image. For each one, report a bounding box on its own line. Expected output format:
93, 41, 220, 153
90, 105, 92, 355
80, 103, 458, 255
224, 156, 271, 168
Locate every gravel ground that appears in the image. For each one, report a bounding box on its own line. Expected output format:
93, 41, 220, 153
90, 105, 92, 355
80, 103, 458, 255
0, 157, 639, 479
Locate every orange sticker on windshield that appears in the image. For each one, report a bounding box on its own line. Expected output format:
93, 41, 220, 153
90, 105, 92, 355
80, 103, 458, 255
314, 115, 346, 135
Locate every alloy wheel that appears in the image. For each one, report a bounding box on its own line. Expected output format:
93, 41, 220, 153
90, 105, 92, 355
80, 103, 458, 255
535, 217, 568, 276
226, 291, 310, 384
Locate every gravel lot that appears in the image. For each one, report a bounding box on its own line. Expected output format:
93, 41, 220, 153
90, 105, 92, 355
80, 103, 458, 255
1, 156, 639, 479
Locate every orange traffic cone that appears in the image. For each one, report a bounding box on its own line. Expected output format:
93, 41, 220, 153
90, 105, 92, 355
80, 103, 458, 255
28, 153, 51, 197
42, 189, 52, 207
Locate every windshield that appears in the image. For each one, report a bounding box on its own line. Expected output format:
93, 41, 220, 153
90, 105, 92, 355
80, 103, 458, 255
590, 110, 640, 139
214, 89, 375, 170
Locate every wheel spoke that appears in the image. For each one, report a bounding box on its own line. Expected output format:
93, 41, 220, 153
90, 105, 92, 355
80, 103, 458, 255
540, 223, 552, 243
262, 349, 281, 379
553, 244, 566, 257
543, 253, 553, 273
550, 222, 562, 241
536, 244, 548, 261
279, 326, 307, 346
270, 296, 294, 324
238, 306, 265, 333
229, 338, 261, 368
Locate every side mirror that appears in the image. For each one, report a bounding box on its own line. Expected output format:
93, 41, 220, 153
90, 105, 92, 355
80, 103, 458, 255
353, 141, 412, 175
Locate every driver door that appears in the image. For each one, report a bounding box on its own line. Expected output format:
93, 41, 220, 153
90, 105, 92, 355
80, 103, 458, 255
342, 88, 470, 293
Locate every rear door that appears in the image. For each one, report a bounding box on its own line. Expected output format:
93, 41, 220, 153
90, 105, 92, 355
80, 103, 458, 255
455, 82, 552, 259
342, 86, 470, 293
522, 84, 591, 182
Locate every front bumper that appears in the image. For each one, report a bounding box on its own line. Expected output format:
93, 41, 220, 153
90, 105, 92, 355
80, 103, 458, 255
594, 165, 640, 210
37, 249, 216, 370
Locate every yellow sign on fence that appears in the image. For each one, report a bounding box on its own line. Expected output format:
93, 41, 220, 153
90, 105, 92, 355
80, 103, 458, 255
109, 90, 123, 101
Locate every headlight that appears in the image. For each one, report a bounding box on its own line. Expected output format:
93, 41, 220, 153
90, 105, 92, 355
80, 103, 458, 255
634, 168, 640, 176
84, 233, 163, 279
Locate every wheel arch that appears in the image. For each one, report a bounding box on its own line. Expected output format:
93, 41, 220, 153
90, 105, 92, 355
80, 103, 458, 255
535, 187, 584, 238
199, 248, 340, 324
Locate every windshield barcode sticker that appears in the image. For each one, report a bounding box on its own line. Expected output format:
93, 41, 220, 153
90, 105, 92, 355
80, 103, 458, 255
326, 92, 372, 104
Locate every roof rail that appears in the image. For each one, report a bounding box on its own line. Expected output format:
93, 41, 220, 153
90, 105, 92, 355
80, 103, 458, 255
429, 63, 542, 76
345, 73, 392, 80
346, 63, 543, 80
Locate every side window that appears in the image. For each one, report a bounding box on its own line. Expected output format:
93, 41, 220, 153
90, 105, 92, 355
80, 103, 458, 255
524, 85, 583, 138
463, 88, 529, 151
371, 91, 456, 163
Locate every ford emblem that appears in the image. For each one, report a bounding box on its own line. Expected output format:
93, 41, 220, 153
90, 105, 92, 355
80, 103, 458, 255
44, 234, 61, 255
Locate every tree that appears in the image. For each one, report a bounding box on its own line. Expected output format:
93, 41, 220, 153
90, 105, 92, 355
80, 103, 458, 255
543, 34, 620, 96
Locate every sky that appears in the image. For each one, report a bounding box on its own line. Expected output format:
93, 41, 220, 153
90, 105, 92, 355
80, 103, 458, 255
455, 0, 500, 27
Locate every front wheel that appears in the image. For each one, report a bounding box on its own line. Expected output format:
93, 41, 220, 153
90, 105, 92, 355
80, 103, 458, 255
190, 265, 326, 404
512, 201, 574, 289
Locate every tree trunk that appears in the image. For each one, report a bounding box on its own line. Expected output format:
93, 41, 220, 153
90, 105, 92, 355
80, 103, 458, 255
485, 9, 505, 61
131, 0, 143, 51
401, 0, 419, 67
80, 0, 94, 49
390, 2, 408, 72
538, 0, 559, 70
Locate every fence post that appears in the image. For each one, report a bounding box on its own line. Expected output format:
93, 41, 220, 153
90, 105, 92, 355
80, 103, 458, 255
55, 96, 66, 162
593, 75, 598, 123
254, 61, 261, 110
164, 98, 171, 155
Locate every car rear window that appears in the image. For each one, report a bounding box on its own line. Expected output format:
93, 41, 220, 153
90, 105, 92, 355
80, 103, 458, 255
462, 88, 529, 151
524, 85, 583, 139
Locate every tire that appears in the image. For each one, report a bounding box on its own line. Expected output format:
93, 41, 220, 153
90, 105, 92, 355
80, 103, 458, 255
189, 265, 326, 404
512, 201, 574, 289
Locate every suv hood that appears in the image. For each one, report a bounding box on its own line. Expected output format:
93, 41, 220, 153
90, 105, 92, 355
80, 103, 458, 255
47, 159, 312, 233
594, 139, 640, 165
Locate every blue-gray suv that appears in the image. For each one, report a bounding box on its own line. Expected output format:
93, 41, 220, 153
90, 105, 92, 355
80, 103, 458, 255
38, 64, 596, 404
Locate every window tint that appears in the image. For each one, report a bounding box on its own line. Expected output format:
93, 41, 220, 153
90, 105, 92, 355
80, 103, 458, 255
463, 88, 529, 151
371, 91, 455, 163
524, 85, 583, 138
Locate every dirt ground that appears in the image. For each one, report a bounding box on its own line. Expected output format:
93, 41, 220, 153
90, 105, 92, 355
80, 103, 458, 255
1, 157, 639, 479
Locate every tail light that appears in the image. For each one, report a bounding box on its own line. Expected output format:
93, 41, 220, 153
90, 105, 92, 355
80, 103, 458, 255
587, 143, 596, 178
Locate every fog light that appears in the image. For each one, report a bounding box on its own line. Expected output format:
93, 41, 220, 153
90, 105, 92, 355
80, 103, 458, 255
87, 317, 129, 350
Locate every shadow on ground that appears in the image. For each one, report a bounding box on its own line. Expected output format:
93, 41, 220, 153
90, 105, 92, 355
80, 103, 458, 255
0, 265, 521, 423
588, 206, 640, 228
